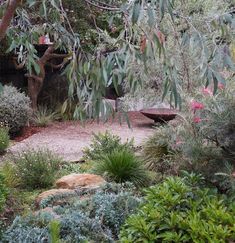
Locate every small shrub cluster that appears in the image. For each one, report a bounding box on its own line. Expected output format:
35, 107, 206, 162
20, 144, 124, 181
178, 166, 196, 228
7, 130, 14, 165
93, 149, 151, 186
2, 183, 141, 242
13, 149, 63, 189
0, 125, 9, 154
83, 130, 134, 161
0, 149, 64, 230
0, 86, 31, 134
120, 175, 235, 242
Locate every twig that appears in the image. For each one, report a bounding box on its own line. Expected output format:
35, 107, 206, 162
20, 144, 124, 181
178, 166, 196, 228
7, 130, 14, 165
83, 0, 120, 11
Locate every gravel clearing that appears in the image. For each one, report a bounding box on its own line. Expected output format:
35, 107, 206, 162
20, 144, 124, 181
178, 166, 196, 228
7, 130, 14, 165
8, 112, 155, 162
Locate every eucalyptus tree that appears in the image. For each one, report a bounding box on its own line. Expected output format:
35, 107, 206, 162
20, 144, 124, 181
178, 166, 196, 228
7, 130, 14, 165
65, 0, 235, 118
0, 0, 234, 120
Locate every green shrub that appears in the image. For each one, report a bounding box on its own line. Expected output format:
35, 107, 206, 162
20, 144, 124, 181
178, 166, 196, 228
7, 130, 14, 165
0, 173, 7, 212
0, 86, 31, 134
0, 162, 21, 188
3, 183, 141, 242
120, 176, 235, 242
14, 149, 62, 189
33, 106, 58, 127
83, 131, 134, 161
93, 149, 151, 186
0, 126, 9, 154
0, 173, 8, 239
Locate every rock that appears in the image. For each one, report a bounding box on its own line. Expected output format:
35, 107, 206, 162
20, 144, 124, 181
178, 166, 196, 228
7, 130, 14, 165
35, 189, 75, 208
55, 173, 106, 190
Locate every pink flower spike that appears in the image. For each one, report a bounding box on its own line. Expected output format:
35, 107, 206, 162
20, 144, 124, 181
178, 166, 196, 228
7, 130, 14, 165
193, 117, 202, 123
218, 82, 225, 90
202, 87, 213, 96
191, 101, 205, 110
176, 140, 183, 145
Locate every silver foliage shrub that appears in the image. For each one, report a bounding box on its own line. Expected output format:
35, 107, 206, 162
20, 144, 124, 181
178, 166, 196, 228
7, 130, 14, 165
2, 183, 141, 242
0, 86, 31, 134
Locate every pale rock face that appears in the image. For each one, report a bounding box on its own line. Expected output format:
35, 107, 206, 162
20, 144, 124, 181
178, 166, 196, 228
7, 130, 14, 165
55, 173, 106, 190
35, 174, 106, 208
35, 188, 75, 208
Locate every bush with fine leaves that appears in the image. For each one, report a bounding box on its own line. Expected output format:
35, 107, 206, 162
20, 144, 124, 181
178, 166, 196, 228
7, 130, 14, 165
2, 183, 141, 242
93, 149, 151, 186
0, 126, 9, 154
14, 149, 62, 189
83, 131, 134, 161
120, 175, 235, 242
0, 86, 31, 134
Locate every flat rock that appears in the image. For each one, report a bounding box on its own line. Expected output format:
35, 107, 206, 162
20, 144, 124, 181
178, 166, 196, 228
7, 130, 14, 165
35, 188, 75, 208
55, 173, 106, 189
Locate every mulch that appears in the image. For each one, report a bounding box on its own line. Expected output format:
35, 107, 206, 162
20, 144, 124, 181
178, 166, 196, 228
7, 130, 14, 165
13, 126, 43, 142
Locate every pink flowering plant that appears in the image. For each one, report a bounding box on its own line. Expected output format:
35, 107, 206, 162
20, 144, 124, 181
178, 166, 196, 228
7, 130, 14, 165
183, 82, 235, 192
143, 81, 235, 193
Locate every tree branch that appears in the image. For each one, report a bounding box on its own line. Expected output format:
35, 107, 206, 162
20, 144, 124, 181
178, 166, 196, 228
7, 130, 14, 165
0, 0, 19, 40
46, 58, 70, 69
12, 57, 25, 70
48, 53, 71, 59
25, 73, 43, 83
83, 0, 120, 11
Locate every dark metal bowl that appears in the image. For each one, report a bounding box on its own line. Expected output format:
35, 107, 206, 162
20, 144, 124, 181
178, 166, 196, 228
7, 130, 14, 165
140, 108, 178, 123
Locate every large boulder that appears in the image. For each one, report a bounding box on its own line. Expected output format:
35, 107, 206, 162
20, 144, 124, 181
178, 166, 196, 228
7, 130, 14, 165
55, 173, 106, 190
35, 188, 75, 208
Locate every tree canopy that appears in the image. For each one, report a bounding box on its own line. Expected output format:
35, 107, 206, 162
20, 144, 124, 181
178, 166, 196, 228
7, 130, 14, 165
0, 0, 234, 120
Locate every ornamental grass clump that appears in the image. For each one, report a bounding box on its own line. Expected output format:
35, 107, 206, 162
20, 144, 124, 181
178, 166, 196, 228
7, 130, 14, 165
14, 149, 62, 189
0, 125, 9, 154
33, 106, 59, 127
93, 149, 151, 186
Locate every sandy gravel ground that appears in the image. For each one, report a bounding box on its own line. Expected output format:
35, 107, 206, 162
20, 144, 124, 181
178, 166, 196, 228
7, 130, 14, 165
8, 112, 155, 162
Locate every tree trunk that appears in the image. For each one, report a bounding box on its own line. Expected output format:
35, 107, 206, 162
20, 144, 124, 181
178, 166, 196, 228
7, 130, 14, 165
0, 0, 19, 41
27, 77, 43, 111
25, 46, 70, 110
